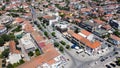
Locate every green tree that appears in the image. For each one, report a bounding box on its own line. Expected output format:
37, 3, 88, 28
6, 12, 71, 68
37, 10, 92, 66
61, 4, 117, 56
35, 49, 41, 56
1, 49, 9, 58
7, 63, 14, 68
54, 42, 59, 47
38, 17, 42, 21
27, 0, 31, 2
28, 51, 34, 57
44, 31, 48, 37
1, 34, 10, 41
6, 0, 10, 2
59, 46, 64, 52
13, 62, 19, 67
19, 59, 25, 64
5, 25, 12, 29
113, 30, 120, 37
13, 25, 22, 32
14, 38, 19, 45
0, 37, 5, 46
1, 6, 5, 10
51, 32, 56, 37
9, 33, 15, 40
74, 28, 79, 33
60, 41, 66, 45
115, 58, 120, 66
66, 45, 70, 49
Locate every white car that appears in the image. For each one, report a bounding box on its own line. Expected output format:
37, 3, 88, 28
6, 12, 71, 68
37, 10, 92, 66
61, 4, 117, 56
76, 49, 83, 54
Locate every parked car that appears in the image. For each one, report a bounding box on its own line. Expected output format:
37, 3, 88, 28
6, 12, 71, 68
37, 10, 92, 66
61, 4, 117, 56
114, 51, 119, 55
100, 58, 105, 62
76, 49, 83, 54
110, 63, 116, 67
105, 65, 111, 68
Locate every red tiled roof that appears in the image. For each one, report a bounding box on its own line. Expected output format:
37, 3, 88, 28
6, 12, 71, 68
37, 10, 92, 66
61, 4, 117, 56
102, 24, 111, 30
24, 21, 34, 33
81, 8, 91, 12
68, 30, 101, 49
110, 35, 120, 41
15, 17, 24, 23
105, 14, 113, 17
42, 15, 55, 20
58, 10, 69, 14
74, 19, 81, 23
94, 19, 104, 24
31, 31, 44, 43
80, 29, 91, 36
9, 40, 20, 54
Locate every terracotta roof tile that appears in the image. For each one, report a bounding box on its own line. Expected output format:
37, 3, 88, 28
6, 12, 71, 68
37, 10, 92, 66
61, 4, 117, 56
9, 40, 20, 54
68, 30, 101, 49
15, 17, 24, 23
31, 31, 44, 43
81, 8, 91, 12
24, 21, 34, 33
80, 29, 91, 36
94, 19, 104, 24
110, 35, 120, 41
74, 19, 81, 23
42, 15, 55, 20
102, 24, 111, 30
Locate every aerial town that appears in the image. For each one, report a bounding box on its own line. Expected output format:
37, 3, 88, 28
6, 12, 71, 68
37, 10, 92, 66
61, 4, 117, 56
0, 0, 120, 68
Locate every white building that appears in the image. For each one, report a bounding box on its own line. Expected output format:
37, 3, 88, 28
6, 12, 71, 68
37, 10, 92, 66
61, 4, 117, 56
55, 23, 68, 32
0, 15, 13, 24
8, 53, 21, 64
20, 33, 36, 53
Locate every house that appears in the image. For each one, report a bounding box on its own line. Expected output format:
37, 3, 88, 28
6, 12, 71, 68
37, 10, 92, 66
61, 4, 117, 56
42, 15, 59, 26
8, 40, 21, 64
23, 21, 34, 33
20, 33, 36, 53
108, 35, 120, 45
0, 15, 13, 25
55, 23, 68, 32
0, 24, 7, 35
18, 42, 64, 68
80, 8, 91, 15
10, 0, 21, 4
6, 3, 20, 10
101, 24, 112, 31
23, 13, 32, 19
22, 3, 29, 8
12, 17, 24, 24
67, 30, 102, 55
31, 31, 44, 43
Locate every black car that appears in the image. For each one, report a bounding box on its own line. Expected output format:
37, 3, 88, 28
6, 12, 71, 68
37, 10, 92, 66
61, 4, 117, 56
105, 65, 111, 68
110, 63, 116, 67
114, 52, 119, 54
100, 58, 105, 62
